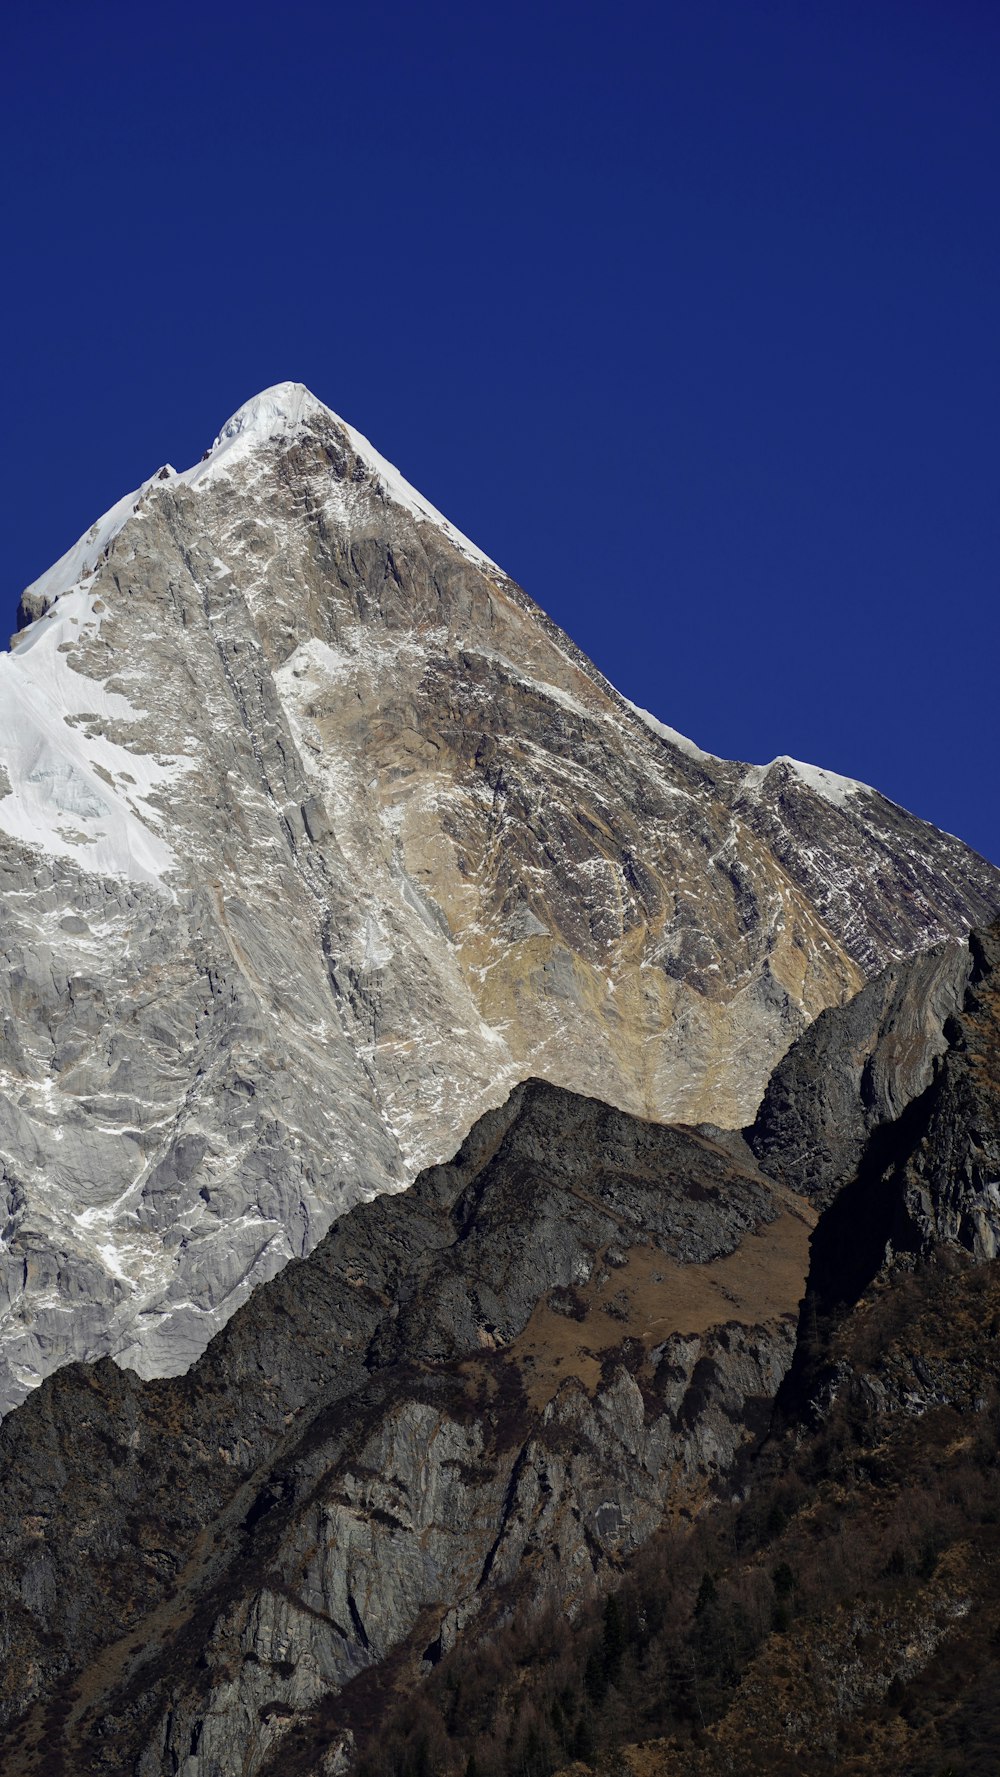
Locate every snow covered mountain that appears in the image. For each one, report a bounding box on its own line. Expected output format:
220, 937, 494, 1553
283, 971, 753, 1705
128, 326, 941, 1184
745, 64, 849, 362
0, 380, 996, 1413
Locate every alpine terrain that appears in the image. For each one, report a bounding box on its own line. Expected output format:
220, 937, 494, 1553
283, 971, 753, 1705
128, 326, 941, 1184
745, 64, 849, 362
0, 380, 997, 1425
1, 383, 1000, 1775
2, 918, 1000, 1775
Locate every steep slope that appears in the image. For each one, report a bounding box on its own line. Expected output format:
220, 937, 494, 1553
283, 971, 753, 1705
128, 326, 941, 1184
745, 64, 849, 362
3, 917, 1000, 1774
0, 1080, 811, 1776
358, 1258, 1000, 1777
540, 925, 1000, 1777
336, 920, 1000, 1777
749, 933, 976, 1207
0, 380, 997, 1408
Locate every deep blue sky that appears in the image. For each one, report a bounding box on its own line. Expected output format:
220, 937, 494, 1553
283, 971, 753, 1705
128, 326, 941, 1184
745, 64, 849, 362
4, 1, 998, 860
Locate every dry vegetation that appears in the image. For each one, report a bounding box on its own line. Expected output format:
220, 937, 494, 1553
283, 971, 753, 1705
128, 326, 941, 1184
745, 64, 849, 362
462, 1196, 813, 1417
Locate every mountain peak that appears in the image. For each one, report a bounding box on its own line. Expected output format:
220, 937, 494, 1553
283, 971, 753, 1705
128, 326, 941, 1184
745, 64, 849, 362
202, 381, 502, 573
208, 380, 331, 456
0, 382, 999, 1422
17, 384, 501, 626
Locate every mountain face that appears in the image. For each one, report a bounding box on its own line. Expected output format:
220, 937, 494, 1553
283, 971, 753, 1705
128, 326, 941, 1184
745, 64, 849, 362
0, 379, 998, 1414
1, 918, 998, 1776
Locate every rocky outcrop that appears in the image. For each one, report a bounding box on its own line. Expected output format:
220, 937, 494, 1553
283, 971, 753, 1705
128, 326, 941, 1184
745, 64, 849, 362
0, 1080, 811, 1776
749, 935, 975, 1207
0, 382, 997, 1407
577, 932, 1000, 1777
893, 922, 1000, 1262
760, 920, 1000, 1337
343, 920, 1000, 1777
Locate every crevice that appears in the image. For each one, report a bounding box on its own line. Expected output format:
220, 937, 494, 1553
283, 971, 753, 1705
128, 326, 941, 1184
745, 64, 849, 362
347, 1591, 371, 1651
476, 1442, 531, 1592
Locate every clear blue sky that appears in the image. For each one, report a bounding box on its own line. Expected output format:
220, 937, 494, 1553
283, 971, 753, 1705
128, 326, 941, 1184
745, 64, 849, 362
4, 1, 998, 860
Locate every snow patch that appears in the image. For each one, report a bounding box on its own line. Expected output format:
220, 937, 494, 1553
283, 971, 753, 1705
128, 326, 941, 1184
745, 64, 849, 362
743, 755, 872, 810
623, 700, 717, 763
0, 587, 187, 885
8, 380, 506, 885
21, 477, 164, 614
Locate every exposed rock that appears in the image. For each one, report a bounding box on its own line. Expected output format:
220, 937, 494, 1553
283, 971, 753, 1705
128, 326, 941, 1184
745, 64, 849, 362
778, 920, 1000, 1341
895, 923, 1000, 1261
0, 1080, 810, 1775
340, 922, 1000, 1777
5, 919, 1000, 1773
0, 383, 997, 1406
749, 935, 975, 1206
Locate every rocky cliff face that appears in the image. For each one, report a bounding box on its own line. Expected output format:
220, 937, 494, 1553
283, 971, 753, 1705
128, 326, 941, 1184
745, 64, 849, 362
3, 921, 1000, 1775
751, 919, 1000, 1327
567, 923, 1000, 1777
0, 1079, 812, 1776
0, 381, 997, 1410
749, 934, 976, 1208
338, 918, 1000, 1777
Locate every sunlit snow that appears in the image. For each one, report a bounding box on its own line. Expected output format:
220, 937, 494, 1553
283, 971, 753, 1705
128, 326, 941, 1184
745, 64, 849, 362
4, 381, 504, 887
189, 381, 502, 573
623, 698, 718, 763
5, 379, 872, 893
741, 755, 870, 810
0, 586, 186, 884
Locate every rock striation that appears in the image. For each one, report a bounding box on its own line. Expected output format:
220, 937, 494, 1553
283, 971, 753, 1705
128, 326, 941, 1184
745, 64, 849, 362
3, 918, 1000, 1773
0, 1079, 811, 1776
0, 380, 997, 1408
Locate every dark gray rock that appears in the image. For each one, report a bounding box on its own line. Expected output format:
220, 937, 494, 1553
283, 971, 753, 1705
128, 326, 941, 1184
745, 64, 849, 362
0, 1080, 809, 1775
750, 937, 975, 1206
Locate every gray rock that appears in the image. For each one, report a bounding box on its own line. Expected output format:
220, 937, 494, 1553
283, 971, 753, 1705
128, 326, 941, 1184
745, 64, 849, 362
0, 382, 996, 1410
749, 936, 975, 1205
0, 1080, 809, 1773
